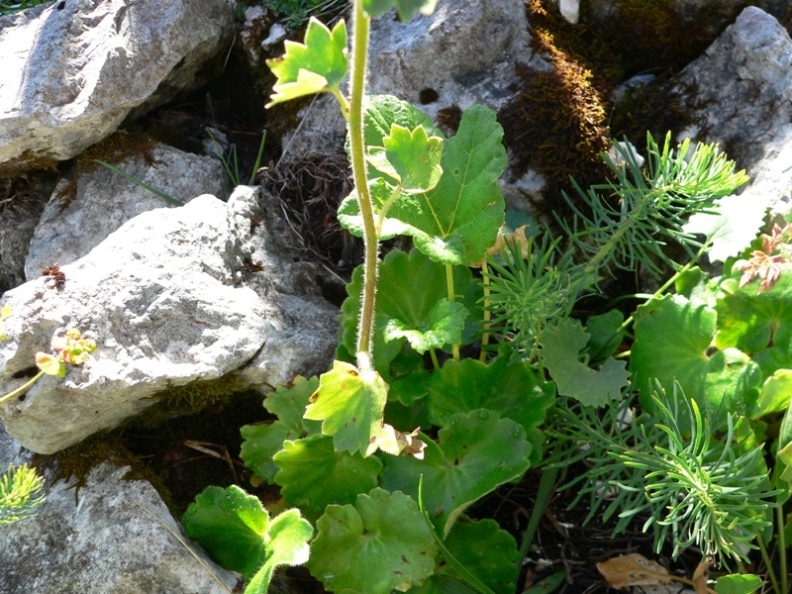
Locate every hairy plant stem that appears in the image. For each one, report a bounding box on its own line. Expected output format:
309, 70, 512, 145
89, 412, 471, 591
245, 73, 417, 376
445, 264, 460, 361
348, 0, 378, 372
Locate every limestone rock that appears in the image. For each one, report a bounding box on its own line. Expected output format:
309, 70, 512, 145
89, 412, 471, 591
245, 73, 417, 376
673, 6, 792, 217
25, 141, 228, 279
0, 454, 238, 594
281, 0, 546, 158
0, 0, 234, 165
0, 187, 338, 454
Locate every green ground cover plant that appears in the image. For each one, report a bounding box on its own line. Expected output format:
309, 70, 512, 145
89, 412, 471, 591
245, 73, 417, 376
177, 1, 792, 592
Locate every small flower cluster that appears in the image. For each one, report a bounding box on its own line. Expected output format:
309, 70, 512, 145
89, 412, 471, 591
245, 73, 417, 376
35, 328, 97, 377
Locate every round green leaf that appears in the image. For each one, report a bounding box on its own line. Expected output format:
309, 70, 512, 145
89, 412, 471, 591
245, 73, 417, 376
428, 356, 553, 455
382, 410, 531, 536
273, 434, 382, 513
631, 295, 762, 430
181, 485, 269, 580
307, 488, 437, 593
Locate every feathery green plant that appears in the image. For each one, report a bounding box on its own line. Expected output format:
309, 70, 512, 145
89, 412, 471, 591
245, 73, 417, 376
547, 387, 778, 564
0, 463, 45, 525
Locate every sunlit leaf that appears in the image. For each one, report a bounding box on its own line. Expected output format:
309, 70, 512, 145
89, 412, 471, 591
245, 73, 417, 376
245, 508, 314, 594
304, 360, 389, 456
35, 352, 65, 377
265, 18, 348, 107
307, 488, 437, 593
182, 485, 311, 588
340, 106, 507, 265
714, 573, 763, 594
337, 249, 475, 376
683, 193, 766, 263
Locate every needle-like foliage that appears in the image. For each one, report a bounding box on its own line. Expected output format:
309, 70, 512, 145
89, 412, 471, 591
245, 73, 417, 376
560, 132, 749, 278
546, 385, 778, 563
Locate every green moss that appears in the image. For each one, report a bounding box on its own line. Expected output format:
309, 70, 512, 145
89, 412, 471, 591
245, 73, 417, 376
53, 130, 160, 211
32, 431, 177, 512
500, 0, 612, 225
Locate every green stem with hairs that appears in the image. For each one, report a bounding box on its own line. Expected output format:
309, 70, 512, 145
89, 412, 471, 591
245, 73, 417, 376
348, 0, 378, 371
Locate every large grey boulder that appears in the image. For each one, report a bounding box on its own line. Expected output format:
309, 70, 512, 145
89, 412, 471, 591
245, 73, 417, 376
673, 6, 792, 217
281, 0, 546, 158
0, 449, 238, 594
25, 141, 228, 278
0, 187, 338, 454
0, 0, 234, 165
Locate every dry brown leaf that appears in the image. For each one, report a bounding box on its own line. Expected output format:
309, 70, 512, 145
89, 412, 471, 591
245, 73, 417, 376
692, 556, 714, 594
596, 553, 672, 590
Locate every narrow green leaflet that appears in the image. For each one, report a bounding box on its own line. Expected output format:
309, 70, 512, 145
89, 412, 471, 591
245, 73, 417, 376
367, 123, 444, 193
385, 298, 467, 354
407, 517, 519, 594
304, 360, 389, 456
427, 355, 553, 461
265, 18, 348, 108
631, 295, 762, 430
382, 410, 532, 536
540, 319, 629, 408
273, 434, 382, 513
182, 485, 312, 585
683, 193, 767, 263
338, 249, 475, 376
362, 0, 438, 21
240, 376, 322, 483
307, 488, 437, 593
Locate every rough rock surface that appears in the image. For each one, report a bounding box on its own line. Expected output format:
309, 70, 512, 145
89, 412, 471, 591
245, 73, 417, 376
282, 0, 546, 158
0, 187, 338, 454
674, 6, 792, 217
0, 0, 234, 165
25, 142, 227, 278
0, 436, 237, 594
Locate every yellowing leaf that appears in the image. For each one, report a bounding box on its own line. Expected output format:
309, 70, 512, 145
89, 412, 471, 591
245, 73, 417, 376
265, 18, 348, 108
35, 352, 65, 377
596, 553, 672, 590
